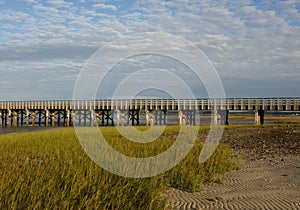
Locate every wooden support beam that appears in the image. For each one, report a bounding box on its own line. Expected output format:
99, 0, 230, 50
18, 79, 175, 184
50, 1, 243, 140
7, 109, 11, 127
255, 110, 265, 125
78, 111, 82, 126
32, 112, 35, 127
213, 109, 218, 125
218, 110, 229, 125
57, 111, 61, 126
45, 110, 49, 126
66, 110, 70, 127
38, 110, 42, 126
178, 110, 184, 125
51, 112, 55, 127
90, 110, 94, 127
20, 110, 24, 126
13, 112, 17, 127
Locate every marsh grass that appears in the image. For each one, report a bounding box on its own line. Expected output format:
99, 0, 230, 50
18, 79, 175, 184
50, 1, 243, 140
0, 127, 239, 209
274, 119, 300, 125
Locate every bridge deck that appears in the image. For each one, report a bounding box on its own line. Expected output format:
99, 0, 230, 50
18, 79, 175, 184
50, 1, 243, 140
0, 98, 299, 127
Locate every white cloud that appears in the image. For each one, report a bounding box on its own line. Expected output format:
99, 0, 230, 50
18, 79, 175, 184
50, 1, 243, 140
0, 0, 299, 98
46, 0, 74, 8
92, 3, 118, 11
25, 0, 37, 3
238, 6, 256, 15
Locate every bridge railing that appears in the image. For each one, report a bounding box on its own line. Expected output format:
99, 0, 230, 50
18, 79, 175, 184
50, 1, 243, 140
0, 97, 300, 111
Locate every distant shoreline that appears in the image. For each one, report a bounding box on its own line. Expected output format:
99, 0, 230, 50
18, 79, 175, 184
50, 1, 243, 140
0, 127, 66, 134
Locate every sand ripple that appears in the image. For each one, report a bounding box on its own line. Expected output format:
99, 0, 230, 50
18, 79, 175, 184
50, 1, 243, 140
164, 155, 300, 210
164, 126, 300, 210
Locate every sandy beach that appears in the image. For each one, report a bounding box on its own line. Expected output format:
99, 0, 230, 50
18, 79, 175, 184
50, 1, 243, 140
165, 125, 300, 209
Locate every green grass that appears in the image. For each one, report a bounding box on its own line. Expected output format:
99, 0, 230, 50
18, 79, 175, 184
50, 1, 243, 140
0, 127, 239, 209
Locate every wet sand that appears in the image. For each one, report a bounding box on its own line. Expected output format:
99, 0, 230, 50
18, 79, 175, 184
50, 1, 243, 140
165, 125, 300, 209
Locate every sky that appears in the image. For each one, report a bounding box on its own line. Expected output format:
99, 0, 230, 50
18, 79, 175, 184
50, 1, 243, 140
0, 0, 299, 100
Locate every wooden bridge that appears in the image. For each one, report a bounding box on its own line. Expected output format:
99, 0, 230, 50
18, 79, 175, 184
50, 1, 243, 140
0, 97, 299, 127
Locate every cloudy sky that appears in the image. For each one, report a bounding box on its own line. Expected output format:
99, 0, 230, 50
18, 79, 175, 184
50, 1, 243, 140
0, 0, 299, 100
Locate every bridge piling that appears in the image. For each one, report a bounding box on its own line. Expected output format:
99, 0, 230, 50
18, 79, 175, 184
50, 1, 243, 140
255, 110, 265, 125
217, 110, 229, 125
90, 110, 94, 127
45, 110, 49, 126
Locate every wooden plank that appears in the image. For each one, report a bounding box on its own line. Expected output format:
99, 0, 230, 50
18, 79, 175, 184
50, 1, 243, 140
159, 99, 162, 110
101, 99, 103, 110
105, 100, 108, 110
172, 99, 175, 110
247, 98, 251, 110
214, 98, 217, 111
120, 100, 123, 110
177, 99, 181, 111
166, 99, 169, 110
114, 100, 118, 110
73, 101, 76, 110
286, 98, 291, 111
207, 99, 210, 110
275, 97, 279, 110
255, 99, 259, 110
129, 99, 132, 109
201, 99, 204, 110
233, 98, 237, 110
144, 99, 148, 111
240, 98, 244, 110
294, 98, 298, 111
111, 100, 114, 110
